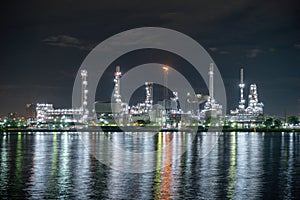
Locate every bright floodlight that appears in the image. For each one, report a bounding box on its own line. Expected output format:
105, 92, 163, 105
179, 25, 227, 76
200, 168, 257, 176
162, 66, 169, 71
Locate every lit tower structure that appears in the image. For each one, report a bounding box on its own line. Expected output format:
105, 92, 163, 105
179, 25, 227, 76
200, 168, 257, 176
229, 68, 264, 126
230, 68, 246, 115
113, 66, 122, 103
145, 82, 153, 111
238, 68, 246, 112
209, 63, 214, 101
248, 84, 258, 109
246, 84, 264, 115
81, 69, 89, 123
112, 66, 129, 121
201, 63, 223, 118
162, 65, 169, 102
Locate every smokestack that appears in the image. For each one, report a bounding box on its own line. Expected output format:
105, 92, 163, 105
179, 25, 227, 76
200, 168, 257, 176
209, 63, 214, 100
240, 68, 244, 84
145, 82, 153, 110
239, 68, 245, 110
113, 66, 122, 103
81, 69, 88, 122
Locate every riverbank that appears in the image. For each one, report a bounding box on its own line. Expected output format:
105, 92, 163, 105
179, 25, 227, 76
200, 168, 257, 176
1, 126, 300, 133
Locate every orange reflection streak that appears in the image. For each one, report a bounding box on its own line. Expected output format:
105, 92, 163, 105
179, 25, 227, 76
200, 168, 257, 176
156, 133, 173, 200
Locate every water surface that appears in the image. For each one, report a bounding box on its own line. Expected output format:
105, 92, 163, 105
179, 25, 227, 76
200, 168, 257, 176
0, 132, 300, 199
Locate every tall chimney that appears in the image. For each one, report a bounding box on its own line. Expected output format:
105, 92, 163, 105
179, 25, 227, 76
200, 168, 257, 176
209, 63, 214, 100
239, 68, 245, 110
81, 69, 88, 122
113, 66, 122, 103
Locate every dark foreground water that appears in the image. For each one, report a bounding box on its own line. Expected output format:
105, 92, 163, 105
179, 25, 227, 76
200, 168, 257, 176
0, 132, 300, 199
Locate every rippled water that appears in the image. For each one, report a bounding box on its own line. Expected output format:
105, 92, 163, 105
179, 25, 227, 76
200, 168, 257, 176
0, 132, 300, 199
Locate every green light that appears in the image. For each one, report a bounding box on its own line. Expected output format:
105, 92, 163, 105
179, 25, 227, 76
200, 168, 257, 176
51, 133, 58, 177
15, 133, 22, 189
227, 133, 237, 199
154, 133, 163, 199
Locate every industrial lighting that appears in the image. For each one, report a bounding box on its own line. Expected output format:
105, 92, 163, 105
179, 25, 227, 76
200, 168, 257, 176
162, 66, 169, 71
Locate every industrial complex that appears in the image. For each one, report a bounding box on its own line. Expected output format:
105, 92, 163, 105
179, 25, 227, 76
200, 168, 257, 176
12, 63, 266, 130
2, 62, 300, 131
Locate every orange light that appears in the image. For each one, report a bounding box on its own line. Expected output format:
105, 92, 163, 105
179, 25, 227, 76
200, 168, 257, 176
162, 66, 169, 71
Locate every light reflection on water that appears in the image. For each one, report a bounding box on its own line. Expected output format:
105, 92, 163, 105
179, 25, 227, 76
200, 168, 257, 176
0, 132, 300, 199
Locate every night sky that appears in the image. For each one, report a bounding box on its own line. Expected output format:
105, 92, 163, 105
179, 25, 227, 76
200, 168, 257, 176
1, 0, 299, 117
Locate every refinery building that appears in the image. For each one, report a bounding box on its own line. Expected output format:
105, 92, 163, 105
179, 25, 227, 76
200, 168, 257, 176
228, 68, 264, 127
33, 64, 265, 129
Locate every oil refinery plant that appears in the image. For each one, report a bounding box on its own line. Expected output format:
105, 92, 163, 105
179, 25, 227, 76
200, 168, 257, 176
95, 64, 223, 128
228, 68, 264, 127
32, 64, 265, 129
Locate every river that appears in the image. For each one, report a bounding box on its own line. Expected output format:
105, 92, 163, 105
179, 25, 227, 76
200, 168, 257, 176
0, 132, 299, 199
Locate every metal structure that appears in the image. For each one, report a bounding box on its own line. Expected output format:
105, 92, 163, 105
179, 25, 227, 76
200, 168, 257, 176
246, 84, 264, 115
113, 66, 122, 103
229, 68, 264, 125
145, 82, 153, 111
31, 62, 268, 129
209, 63, 214, 100
81, 69, 89, 122
201, 63, 223, 118
239, 68, 246, 111
162, 66, 169, 103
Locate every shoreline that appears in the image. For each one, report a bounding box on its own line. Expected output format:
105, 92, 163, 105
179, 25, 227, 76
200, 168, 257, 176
1, 126, 299, 133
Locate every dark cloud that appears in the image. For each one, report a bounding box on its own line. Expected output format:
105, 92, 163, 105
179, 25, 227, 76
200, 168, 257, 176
43, 35, 94, 51
246, 49, 263, 58
219, 51, 230, 55
208, 47, 230, 55
268, 48, 276, 52
0, 84, 64, 90
209, 47, 219, 52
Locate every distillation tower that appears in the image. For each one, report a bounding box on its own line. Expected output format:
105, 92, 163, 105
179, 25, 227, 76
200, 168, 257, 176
113, 66, 122, 103
209, 63, 214, 101
81, 69, 89, 122
238, 68, 246, 112
230, 68, 264, 123
201, 63, 223, 118
145, 82, 153, 111
246, 84, 264, 115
